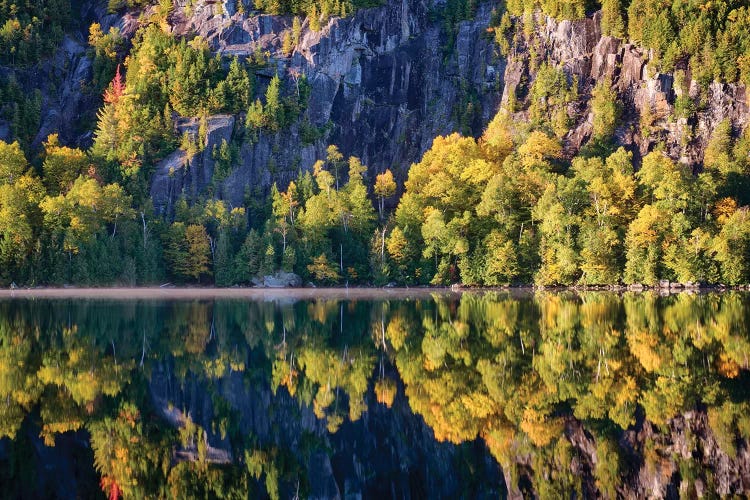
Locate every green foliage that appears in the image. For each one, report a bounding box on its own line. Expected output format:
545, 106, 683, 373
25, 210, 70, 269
107, 0, 150, 12
264, 74, 283, 131
222, 57, 253, 114
377, 87, 750, 287
0, 76, 41, 151
590, 78, 621, 141
435, 0, 478, 55
502, 0, 750, 85
90, 25, 255, 189
529, 63, 577, 137
0, 0, 70, 65
211, 139, 239, 184
163, 222, 212, 282
243, 72, 308, 140
625, 0, 750, 83
6, 0, 750, 290
600, 0, 625, 38
251, 0, 382, 24
506, 0, 589, 19
41, 135, 90, 195
0, 138, 176, 287
88, 23, 125, 93
493, 11, 514, 56
168, 38, 225, 116
292, 16, 303, 45
1, 287, 749, 498
306, 253, 340, 283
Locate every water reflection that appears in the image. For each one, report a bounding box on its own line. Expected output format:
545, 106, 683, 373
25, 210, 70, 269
0, 292, 748, 498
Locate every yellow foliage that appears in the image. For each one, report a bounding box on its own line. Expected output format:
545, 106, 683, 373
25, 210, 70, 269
375, 378, 397, 408
517, 131, 562, 170
520, 408, 562, 447
627, 329, 662, 372
483, 424, 517, 468
717, 353, 740, 378
385, 316, 409, 350
461, 392, 498, 419
714, 197, 738, 224
480, 110, 515, 164
386, 227, 409, 264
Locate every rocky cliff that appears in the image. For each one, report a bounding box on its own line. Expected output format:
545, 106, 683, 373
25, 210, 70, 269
503, 11, 748, 167
147, 2, 750, 212
150, 0, 503, 212
148, 361, 505, 498
148, 358, 750, 499
4, 1, 749, 214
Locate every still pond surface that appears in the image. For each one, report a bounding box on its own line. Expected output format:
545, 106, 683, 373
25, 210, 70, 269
0, 289, 748, 498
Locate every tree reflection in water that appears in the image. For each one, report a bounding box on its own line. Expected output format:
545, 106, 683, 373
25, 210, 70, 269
0, 291, 748, 497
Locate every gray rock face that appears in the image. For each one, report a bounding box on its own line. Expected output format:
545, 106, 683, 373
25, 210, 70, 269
0, 0, 125, 149
150, 115, 236, 215
150, 0, 503, 211
148, 361, 505, 499
622, 412, 750, 497
6, 0, 750, 213
504, 12, 750, 167
0, 34, 92, 149
251, 271, 303, 287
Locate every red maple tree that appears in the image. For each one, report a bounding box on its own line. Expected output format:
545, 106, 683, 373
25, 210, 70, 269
103, 64, 124, 104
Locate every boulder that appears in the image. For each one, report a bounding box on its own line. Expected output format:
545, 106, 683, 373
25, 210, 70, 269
261, 272, 303, 288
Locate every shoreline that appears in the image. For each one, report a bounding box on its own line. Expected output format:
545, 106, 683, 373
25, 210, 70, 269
0, 284, 747, 300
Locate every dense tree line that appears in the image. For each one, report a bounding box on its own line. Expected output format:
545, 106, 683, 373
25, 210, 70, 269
383, 292, 750, 495
4, 4, 750, 287
0, 76, 41, 150
246, 0, 382, 31
3, 73, 750, 286
0, 18, 321, 288
382, 102, 750, 286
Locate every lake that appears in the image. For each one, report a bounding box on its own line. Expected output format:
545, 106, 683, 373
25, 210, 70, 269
0, 289, 748, 498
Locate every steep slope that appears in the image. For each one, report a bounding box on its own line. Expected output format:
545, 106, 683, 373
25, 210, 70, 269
3, 0, 750, 288
4, 1, 749, 208
0, 1, 126, 149
148, 0, 502, 212
501, 11, 748, 167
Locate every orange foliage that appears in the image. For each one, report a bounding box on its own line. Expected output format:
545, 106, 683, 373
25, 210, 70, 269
103, 65, 124, 105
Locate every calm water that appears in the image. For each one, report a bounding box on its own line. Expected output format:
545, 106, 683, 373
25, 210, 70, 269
0, 290, 748, 498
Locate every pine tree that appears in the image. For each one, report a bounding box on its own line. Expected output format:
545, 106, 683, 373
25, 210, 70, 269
224, 57, 251, 113
591, 78, 621, 141
264, 74, 282, 131
213, 230, 235, 286
281, 31, 294, 57
308, 4, 321, 31
292, 16, 303, 45
601, 0, 625, 38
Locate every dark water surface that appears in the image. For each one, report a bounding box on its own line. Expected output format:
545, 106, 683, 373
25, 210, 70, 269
0, 290, 748, 498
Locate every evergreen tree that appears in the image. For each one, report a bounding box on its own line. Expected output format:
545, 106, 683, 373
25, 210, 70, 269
601, 0, 625, 38
164, 222, 212, 282
264, 74, 283, 131
224, 57, 252, 113
591, 78, 621, 141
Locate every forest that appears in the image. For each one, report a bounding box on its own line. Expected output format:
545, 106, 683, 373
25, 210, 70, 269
2, 0, 750, 287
